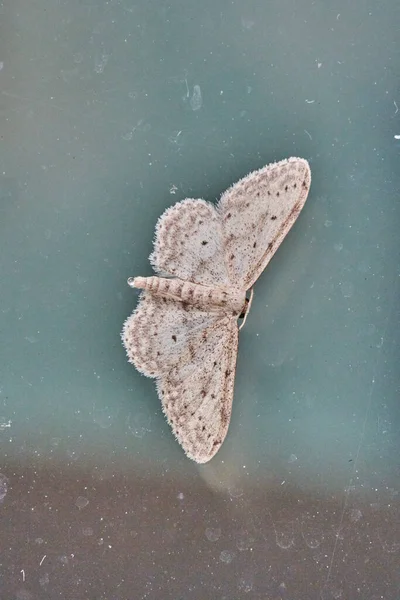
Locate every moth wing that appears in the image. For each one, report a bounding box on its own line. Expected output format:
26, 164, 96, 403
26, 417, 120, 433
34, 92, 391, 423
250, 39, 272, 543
150, 199, 231, 287
122, 292, 223, 378
122, 293, 238, 463
157, 315, 238, 464
218, 157, 311, 290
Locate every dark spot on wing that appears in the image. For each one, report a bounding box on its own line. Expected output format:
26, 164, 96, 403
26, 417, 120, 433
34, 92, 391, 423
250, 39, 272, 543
172, 335, 177, 342
271, 215, 277, 220
276, 191, 280, 197
253, 241, 257, 248
201, 240, 208, 245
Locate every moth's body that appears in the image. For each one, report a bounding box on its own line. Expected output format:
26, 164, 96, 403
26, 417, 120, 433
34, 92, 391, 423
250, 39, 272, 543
122, 157, 311, 464
131, 276, 246, 316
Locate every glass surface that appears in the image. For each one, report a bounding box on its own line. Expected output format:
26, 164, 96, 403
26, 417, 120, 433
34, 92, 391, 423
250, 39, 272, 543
1, 0, 399, 598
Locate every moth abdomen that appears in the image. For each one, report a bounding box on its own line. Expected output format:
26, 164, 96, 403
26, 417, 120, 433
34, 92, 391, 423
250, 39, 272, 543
129, 276, 245, 314
129, 276, 185, 298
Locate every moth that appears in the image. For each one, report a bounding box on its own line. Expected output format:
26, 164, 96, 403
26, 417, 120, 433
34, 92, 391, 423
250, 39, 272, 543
122, 157, 311, 463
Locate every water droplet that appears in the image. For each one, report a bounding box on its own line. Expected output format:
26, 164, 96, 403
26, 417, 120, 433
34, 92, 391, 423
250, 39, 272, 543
205, 527, 221, 542
75, 496, 89, 509
220, 550, 235, 564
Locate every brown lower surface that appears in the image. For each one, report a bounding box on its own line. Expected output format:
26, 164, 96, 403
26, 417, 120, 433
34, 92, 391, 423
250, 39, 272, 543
1, 461, 399, 600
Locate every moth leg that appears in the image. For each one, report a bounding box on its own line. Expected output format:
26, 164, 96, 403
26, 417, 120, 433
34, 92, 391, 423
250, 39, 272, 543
239, 288, 254, 330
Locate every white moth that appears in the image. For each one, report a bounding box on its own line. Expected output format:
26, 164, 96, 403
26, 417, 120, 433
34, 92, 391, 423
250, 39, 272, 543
122, 157, 311, 463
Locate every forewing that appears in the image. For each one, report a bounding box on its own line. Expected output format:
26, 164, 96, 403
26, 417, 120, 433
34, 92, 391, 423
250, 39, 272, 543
157, 316, 238, 464
122, 292, 223, 378
150, 199, 230, 286
218, 157, 311, 289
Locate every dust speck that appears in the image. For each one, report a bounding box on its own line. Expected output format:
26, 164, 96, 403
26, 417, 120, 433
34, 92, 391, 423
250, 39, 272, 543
235, 530, 255, 551
39, 573, 50, 587
0, 418, 11, 431
238, 577, 254, 592
340, 281, 354, 298
349, 508, 363, 522
16, 590, 33, 600
0, 473, 8, 503
94, 54, 108, 74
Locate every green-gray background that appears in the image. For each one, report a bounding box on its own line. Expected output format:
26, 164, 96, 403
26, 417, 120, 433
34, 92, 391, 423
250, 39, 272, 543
1, 1, 399, 598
